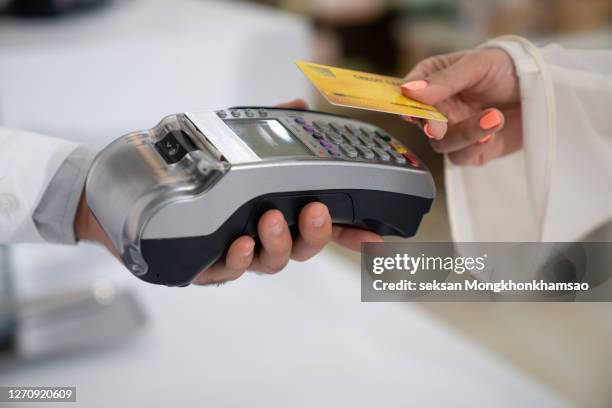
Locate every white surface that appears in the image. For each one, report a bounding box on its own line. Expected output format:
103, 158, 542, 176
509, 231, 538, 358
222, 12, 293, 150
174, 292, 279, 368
5, 243, 565, 408
0, 0, 312, 146
0, 0, 566, 406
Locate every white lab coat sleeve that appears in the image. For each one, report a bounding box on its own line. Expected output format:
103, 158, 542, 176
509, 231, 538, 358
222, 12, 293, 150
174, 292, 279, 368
444, 35, 612, 242
0, 127, 80, 243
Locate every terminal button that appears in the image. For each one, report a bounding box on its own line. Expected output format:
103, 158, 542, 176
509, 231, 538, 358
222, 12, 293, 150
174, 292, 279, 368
340, 143, 358, 158
328, 146, 341, 157
357, 133, 375, 148
328, 122, 342, 133
325, 132, 344, 144
402, 152, 420, 167
374, 137, 391, 150
360, 128, 376, 138
356, 145, 375, 160
320, 139, 333, 149
389, 141, 408, 154
372, 147, 390, 161
245, 109, 255, 117
313, 120, 327, 131
344, 123, 357, 134
294, 116, 306, 125
342, 132, 361, 146
230, 109, 241, 118
312, 132, 325, 140
375, 130, 391, 141
388, 149, 407, 164
216, 110, 227, 118
302, 124, 315, 133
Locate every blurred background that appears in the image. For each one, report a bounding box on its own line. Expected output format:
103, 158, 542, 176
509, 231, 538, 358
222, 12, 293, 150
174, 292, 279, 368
0, 0, 611, 406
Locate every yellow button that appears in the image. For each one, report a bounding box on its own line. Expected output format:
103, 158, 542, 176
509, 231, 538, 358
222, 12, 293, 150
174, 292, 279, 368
390, 141, 407, 154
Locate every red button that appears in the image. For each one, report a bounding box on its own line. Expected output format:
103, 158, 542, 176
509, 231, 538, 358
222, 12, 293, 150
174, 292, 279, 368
402, 152, 419, 167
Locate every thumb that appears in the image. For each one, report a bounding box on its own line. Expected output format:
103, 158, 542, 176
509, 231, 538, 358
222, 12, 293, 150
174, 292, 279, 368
401, 55, 483, 106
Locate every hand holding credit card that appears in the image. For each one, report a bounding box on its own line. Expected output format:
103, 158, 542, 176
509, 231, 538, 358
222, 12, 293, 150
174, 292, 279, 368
296, 61, 447, 122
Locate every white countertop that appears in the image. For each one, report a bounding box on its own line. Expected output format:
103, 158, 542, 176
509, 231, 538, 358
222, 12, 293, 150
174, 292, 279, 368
4, 243, 565, 407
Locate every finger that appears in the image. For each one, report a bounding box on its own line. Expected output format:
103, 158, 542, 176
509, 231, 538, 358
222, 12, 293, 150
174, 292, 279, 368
291, 202, 332, 262
403, 51, 466, 83
276, 98, 309, 110
332, 225, 384, 252
249, 210, 292, 274
447, 134, 505, 166
402, 116, 448, 141
496, 108, 524, 157
401, 53, 486, 106
422, 120, 448, 140
192, 236, 255, 285
224, 236, 256, 276
447, 107, 522, 166
430, 108, 504, 153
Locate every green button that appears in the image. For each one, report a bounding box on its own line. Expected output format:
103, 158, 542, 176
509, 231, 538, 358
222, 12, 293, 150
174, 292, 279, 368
375, 130, 391, 141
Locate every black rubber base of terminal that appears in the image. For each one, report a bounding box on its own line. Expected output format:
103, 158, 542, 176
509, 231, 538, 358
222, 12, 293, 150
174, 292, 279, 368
140, 189, 432, 286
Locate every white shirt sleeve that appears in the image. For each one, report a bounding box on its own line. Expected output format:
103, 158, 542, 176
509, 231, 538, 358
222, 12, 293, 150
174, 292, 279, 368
0, 127, 80, 244
33, 145, 96, 244
445, 35, 612, 242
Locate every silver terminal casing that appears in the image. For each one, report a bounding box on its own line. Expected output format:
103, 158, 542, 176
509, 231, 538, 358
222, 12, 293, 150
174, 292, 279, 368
86, 114, 229, 276
87, 108, 435, 282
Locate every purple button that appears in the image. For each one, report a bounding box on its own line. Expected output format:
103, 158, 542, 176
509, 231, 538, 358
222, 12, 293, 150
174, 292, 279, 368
328, 147, 341, 156
303, 124, 315, 133
319, 140, 332, 149
294, 116, 306, 124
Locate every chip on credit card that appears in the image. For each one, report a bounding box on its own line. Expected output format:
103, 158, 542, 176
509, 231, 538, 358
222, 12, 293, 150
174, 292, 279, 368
296, 61, 447, 122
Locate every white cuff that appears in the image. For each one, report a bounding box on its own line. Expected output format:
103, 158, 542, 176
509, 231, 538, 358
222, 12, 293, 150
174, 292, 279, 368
481, 35, 557, 239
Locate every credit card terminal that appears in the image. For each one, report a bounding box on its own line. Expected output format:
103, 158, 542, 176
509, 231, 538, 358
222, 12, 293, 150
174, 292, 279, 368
86, 107, 435, 286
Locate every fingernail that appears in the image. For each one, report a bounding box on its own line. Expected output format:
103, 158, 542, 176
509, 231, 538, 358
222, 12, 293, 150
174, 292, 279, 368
270, 220, 283, 236
401, 80, 427, 91
423, 123, 436, 139
401, 115, 415, 123
478, 134, 493, 144
242, 244, 255, 257
480, 110, 501, 130
312, 214, 325, 228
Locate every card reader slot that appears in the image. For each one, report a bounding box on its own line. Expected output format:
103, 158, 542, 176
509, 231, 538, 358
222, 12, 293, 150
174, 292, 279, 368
154, 130, 197, 164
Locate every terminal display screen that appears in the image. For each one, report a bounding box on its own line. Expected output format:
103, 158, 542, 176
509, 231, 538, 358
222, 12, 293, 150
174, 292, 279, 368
225, 119, 313, 158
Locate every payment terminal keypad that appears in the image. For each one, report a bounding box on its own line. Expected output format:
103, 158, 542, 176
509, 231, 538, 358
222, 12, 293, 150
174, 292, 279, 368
217, 108, 422, 169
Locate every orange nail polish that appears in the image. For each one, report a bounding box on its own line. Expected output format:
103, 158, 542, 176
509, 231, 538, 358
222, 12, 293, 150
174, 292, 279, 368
401, 80, 428, 91
423, 123, 435, 139
478, 134, 493, 144
480, 110, 501, 130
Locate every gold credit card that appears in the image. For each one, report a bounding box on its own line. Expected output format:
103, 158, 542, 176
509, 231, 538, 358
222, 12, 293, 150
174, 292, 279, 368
296, 61, 447, 122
